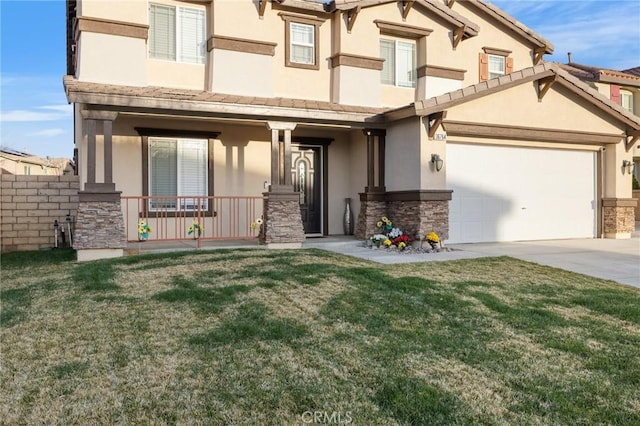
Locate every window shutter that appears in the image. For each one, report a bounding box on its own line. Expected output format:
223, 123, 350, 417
149, 4, 176, 61
610, 84, 621, 105
380, 39, 395, 85
505, 57, 514, 74
179, 7, 205, 64
479, 53, 489, 81
178, 139, 207, 197
396, 41, 416, 88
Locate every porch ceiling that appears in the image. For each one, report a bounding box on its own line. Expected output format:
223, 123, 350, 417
63, 76, 387, 128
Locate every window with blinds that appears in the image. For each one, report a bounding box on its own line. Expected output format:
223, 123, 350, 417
149, 138, 208, 211
380, 39, 416, 88
290, 22, 315, 65
149, 4, 205, 64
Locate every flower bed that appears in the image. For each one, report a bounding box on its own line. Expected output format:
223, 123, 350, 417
367, 217, 451, 253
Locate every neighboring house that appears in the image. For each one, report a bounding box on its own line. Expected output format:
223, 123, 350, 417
64, 0, 640, 261
0, 148, 72, 176
560, 62, 640, 184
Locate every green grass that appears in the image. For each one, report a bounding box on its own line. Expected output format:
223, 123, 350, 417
1, 248, 639, 425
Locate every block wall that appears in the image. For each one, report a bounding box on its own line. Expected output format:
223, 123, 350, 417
1, 175, 79, 252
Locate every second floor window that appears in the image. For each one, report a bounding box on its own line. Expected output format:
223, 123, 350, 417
149, 4, 206, 64
621, 90, 634, 113
290, 22, 315, 65
488, 54, 505, 79
380, 39, 416, 88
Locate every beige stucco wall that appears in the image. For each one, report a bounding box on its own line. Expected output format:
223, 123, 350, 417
385, 118, 422, 191
211, 50, 274, 97
333, 66, 381, 107
78, 0, 147, 24
77, 33, 147, 86
423, 76, 463, 99
451, 83, 622, 133
147, 60, 207, 90
451, 2, 535, 86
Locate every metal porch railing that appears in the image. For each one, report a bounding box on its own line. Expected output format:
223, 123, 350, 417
122, 195, 264, 246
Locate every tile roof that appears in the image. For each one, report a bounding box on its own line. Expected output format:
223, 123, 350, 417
63, 76, 387, 124
558, 62, 640, 86
623, 67, 640, 78
386, 62, 640, 129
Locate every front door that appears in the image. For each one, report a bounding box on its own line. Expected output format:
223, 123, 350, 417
292, 145, 322, 234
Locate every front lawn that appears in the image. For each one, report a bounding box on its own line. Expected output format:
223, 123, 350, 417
1, 249, 639, 424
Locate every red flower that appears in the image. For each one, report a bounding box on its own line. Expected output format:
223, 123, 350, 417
392, 235, 412, 245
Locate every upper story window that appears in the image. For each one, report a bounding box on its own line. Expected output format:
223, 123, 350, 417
480, 47, 513, 82
149, 3, 206, 64
621, 90, 634, 113
279, 12, 323, 70
488, 54, 505, 79
380, 38, 416, 88
290, 23, 315, 65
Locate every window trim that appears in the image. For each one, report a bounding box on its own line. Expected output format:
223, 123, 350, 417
138, 128, 218, 218
380, 37, 417, 88
279, 12, 324, 70
149, 2, 206, 65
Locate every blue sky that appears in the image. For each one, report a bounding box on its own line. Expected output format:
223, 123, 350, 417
1, 0, 639, 159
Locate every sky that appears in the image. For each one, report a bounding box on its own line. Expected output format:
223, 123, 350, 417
1, 0, 639, 159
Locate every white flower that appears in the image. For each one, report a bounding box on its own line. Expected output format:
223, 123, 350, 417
371, 234, 387, 241
389, 228, 403, 238
256, 218, 263, 225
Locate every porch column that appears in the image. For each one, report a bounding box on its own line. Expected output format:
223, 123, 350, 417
75, 109, 126, 261
262, 122, 305, 248
356, 128, 387, 239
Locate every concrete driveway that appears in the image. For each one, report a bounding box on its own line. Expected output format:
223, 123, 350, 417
304, 230, 640, 289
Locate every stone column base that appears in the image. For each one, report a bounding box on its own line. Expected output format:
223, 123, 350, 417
386, 190, 453, 241
74, 191, 126, 261
355, 192, 386, 240
603, 198, 637, 239
261, 191, 305, 246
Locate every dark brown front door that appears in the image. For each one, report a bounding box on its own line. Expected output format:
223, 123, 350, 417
292, 145, 321, 234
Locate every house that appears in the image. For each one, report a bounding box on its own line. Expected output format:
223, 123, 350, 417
559, 62, 640, 184
0, 147, 72, 176
63, 0, 640, 261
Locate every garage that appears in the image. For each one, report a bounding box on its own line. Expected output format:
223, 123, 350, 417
446, 143, 597, 243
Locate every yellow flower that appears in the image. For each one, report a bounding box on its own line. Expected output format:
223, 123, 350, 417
381, 216, 389, 224
426, 232, 439, 243
398, 242, 406, 249
376, 221, 383, 228
383, 239, 392, 246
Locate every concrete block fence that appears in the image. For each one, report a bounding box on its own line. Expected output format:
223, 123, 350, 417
1, 175, 79, 253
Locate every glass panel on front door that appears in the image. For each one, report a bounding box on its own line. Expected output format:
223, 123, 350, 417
292, 146, 321, 234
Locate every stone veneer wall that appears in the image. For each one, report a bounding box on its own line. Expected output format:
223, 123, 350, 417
633, 190, 640, 221
261, 193, 305, 244
387, 200, 449, 240
603, 200, 636, 236
1, 175, 79, 252
355, 200, 387, 240
74, 200, 126, 250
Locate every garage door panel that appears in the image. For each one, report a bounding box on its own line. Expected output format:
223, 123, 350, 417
447, 143, 596, 243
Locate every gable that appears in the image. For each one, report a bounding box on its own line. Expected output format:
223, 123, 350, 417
447, 81, 625, 135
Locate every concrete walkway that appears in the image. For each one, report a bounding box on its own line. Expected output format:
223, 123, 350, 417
304, 231, 640, 289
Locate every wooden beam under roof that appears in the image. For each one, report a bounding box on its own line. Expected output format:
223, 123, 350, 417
453, 26, 465, 50
537, 74, 558, 102
259, 0, 268, 18
533, 47, 546, 65
428, 111, 447, 138
347, 6, 361, 32
626, 130, 640, 151
447, 0, 456, 8
402, 1, 415, 20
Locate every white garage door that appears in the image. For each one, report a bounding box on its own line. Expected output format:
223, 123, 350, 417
447, 143, 597, 243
